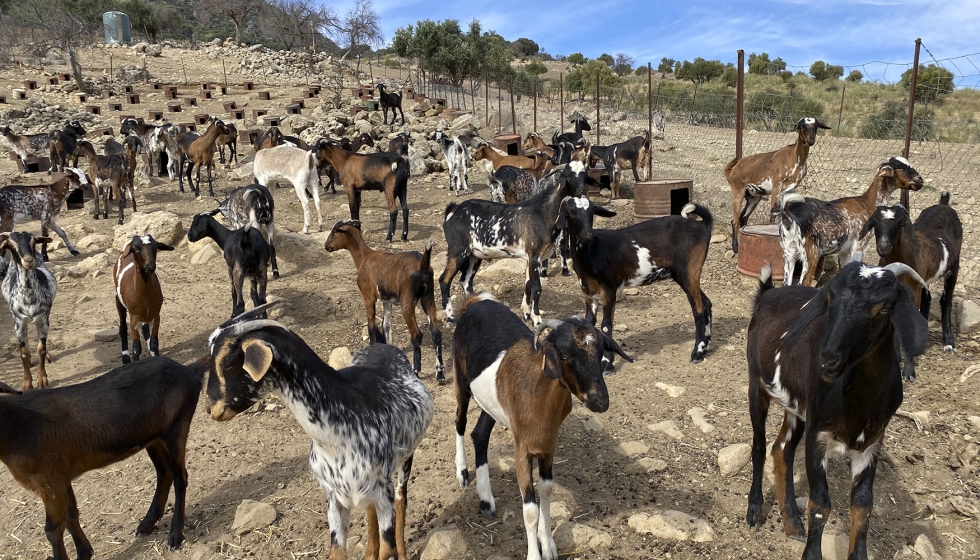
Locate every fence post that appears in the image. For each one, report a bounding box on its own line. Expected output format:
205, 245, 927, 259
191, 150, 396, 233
470, 71, 476, 119
109, 53, 113, 83
596, 67, 601, 146
560, 73, 564, 133
222, 58, 228, 86
485, 70, 490, 128
902, 38, 922, 210
735, 49, 745, 161
510, 75, 517, 136
497, 73, 502, 134
533, 79, 537, 133
647, 61, 653, 179
836, 85, 846, 134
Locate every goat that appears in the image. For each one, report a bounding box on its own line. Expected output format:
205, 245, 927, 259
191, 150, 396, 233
0, 168, 88, 260
376, 83, 405, 126
652, 110, 667, 137
724, 117, 830, 253
489, 165, 543, 204
254, 144, 324, 234
217, 183, 279, 278
0, 358, 202, 559
562, 198, 714, 366
746, 258, 927, 560
120, 119, 178, 179
551, 140, 592, 276
113, 234, 175, 363
188, 212, 270, 318
522, 132, 555, 158
178, 118, 230, 197
433, 131, 469, 196
253, 126, 285, 152
588, 132, 650, 199
205, 302, 434, 560
779, 157, 924, 287
440, 173, 572, 325
552, 115, 592, 144
76, 141, 135, 224
859, 194, 962, 379
0, 232, 56, 390
388, 132, 410, 156
315, 140, 410, 242
48, 120, 86, 175
472, 143, 537, 172
1, 125, 51, 169
452, 294, 631, 560
211, 116, 239, 165
340, 132, 375, 153
324, 220, 444, 382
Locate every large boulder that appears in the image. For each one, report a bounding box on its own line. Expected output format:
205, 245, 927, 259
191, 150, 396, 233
275, 231, 325, 263
113, 211, 185, 249
144, 44, 163, 57
281, 114, 312, 134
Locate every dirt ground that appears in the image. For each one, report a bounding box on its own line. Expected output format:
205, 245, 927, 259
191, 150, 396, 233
0, 47, 978, 560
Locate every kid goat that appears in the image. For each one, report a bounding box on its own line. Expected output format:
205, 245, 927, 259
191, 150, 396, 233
561, 197, 714, 366
724, 117, 830, 253
452, 294, 631, 560
433, 131, 469, 195
253, 144, 323, 234
217, 183, 280, 278
205, 302, 434, 560
779, 157, 923, 287
746, 258, 927, 560
188, 212, 270, 318
324, 220, 444, 382
113, 234, 175, 363
1, 125, 52, 169
0, 232, 56, 390
0, 358, 203, 560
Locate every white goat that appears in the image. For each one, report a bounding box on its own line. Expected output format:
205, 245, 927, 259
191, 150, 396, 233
433, 131, 469, 195
253, 145, 323, 234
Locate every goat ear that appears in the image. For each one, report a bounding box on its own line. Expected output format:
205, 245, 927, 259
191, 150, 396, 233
120, 243, 133, 258
594, 206, 617, 218
0, 380, 21, 395
541, 343, 563, 379
241, 338, 274, 382
877, 165, 895, 178
602, 333, 633, 363
786, 288, 830, 341
891, 283, 928, 358
34, 236, 53, 244
859, 215, 875, 241
155, 242, 175, 252
816, 120, 831, 130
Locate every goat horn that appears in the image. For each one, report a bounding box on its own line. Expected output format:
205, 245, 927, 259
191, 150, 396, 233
881, 263, 927, 288
849, 250, 863, 263
533, 319, 565, 350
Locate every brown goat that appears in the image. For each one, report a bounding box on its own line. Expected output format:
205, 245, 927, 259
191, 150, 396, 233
211, 116, 238, 165
113, 234, 175, 364
253, 126, 284, 151
48, 120, 86, 175
724, 117, 830, 253
315, 140, 411, 242
522, 132, 555, 158
472, 144, 537, 172
76, 141, 134, 224
178, 118, 229, 197
324, 220, 444, 382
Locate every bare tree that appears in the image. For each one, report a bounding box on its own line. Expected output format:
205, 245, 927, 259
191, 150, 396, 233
613, 52, 634, 77
196, 0, 260, 44
259, 0, 331, 51
328, 0, 382, 72
9, 0, 93, 92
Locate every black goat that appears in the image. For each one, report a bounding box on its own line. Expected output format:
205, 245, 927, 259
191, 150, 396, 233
217, 184, 279, 279
48, 120, 86, 175
552, 115, 591, 144
187, 212, 270, 318
588, 131, 650, 199
389, 132, 410, 156
746, 258, 928, 560
376, 83, 405, 125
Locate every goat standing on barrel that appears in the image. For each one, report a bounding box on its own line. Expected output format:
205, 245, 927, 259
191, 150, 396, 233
0, 232, 56, 390
113, 234, 175, 363
746, 258, 928, 560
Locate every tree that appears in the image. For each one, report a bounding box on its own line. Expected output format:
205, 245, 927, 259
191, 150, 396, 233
748, 52, 787, 75
565, 59, 621, 99
901, 64, 955, 102
567, 52, 586, 66
393, 19, 512, 86
512, 37, 538, 58
722, 64, 737, 88
634, 65, 649, 77
196, 0, 260, 44
597, 53, 614, 66
260, 0, 331, 52
809, 60, 844, 81
8, 0, 98, 91
525, 60, 547, 76
675, 57, 725, 83
657, 57, 676, 74
846, 70, 863, 83
117, 0, 178, 43
329, 0, 382, 70
613, 52, 633, 77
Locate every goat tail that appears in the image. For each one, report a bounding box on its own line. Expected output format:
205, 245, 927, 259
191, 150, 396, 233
680, 203, 714, 234
444, 203, 458, 221
753, 263, 775, 311
723, 158, 739, 179
420, 237, 435, 276
939, 190, 951, 205
456, 291, 496, 316
643, 128, 651, 150
394, 155, 410, 176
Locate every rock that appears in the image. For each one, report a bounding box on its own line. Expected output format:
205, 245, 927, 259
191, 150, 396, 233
406, 146, 428, 177
655, 382, 685, 398
482, 258, 526, 277
912, 411, 931, 428
93, 328, 118, 342
583, 417, 603, 431
628, 511, 715, 542
420, 525, 466, 560
912, 534, 942, 560
281, 114, 312, 134
487, 110, 523, 130
550, 501, 571, 521
144, 44, 163, 57
688, 407, 715, 433
552, 522, 612, 551
968, 416, 980, 430
113, 211, 184, 249
328, 347, 353, 369
617, 441, 649, 457
718, 443, 751, 477
820, 532, 850, 560
275, 231, 323, 263
628, 457, 668, 474
191, 244, 218, 265
648, 420, 684, 440
231, 500, 277, 535
957, 299, 980, 334
132, 42, 148, 53
76, 233, 111, 250
710, 234, 728, 244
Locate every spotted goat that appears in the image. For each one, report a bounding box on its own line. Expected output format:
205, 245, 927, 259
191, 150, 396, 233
120, 119, 179, 179
746, 257, 927, 560
0, 169, 88, 260
217, 183, 279, 278
433, 131, 470, 195
113, 234, 175, 363
205, 302, 434, 560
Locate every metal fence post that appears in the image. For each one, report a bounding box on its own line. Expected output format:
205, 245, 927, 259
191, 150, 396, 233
510, 75, 517, 136
647, 61, 653, 179
596, 67, 601, 146
902, 38, 922, 210
735, 49, 745, 161
560, 73, 564, 133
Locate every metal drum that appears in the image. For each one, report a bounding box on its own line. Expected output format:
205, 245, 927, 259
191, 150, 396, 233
736, 224, 785, 281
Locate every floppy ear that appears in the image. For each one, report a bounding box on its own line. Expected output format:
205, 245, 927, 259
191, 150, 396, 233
816, 119, 831, 130
554, 202, 568, 232
859, 214, 876, 241
785, 287, 830, 341
155, 242, 175, 251
120, 243, 133, 258
0, 381, 21, 395
541, 343, 563, 379
602, 333, 633, 363
241, 338, 274, 382
877, 165, 895, 178
792, 120, 803, 131
891, 283, 928, 358
594, 206, 617, 218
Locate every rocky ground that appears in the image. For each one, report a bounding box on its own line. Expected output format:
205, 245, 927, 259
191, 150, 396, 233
0, 44, 978, 560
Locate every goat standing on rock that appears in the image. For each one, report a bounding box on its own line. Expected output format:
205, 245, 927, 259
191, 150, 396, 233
376, 83, 405, 126
0, 232, 56, 390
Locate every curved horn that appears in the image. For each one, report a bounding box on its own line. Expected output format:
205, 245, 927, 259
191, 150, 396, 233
881, 263, 927, 288
533, 319, 565, 350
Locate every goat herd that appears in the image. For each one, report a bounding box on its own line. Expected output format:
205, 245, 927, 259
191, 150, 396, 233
0, 98, 965, 560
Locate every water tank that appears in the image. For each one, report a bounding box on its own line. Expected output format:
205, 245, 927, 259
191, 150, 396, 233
103, 12, 131, 46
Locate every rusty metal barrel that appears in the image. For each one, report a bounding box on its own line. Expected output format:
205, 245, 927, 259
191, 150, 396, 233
736, 224, 785, 281
634, 179, 693, 222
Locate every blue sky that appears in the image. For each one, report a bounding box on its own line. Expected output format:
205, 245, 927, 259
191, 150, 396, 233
331, 0, 980, 85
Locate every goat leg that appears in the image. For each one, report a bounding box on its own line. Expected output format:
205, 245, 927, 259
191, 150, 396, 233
515, 448, 543, 560
394, 455, 413, 560
35, 329, 49, 389
399, 191, 409, 242
746, 380, 771, 530
941, 266, 958, 352
17, 318, 33, 391
365, 505, 380, 559
130, 320, 143, 361
375, 487, 398, 560
147, 320, 160, 357
167, 431, 189, 551
535, 455, 558, 560
137, 442, 174, 537
802, 436, 832, 560
65, 486, 93, 560
472, 412, 497, 518
116, 298, 130, 364
421, 294, 445, 383
49, 220, 79, 256
41, 488, 72, 560
327, 498, 351, 560
847, 454, 878, 560
772, 415, 806, 540
207, 163, 214, 198
401, 302, 422, 375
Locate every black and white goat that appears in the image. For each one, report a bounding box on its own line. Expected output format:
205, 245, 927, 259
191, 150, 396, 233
0, 232, 57, 390
746, 257, 927, 560
561, 197, 714, 367
588, 131, 650, 199
205, 303, 434, 560
217, 184, 279, 278
440, 171, 574, 325
433, 131, 469, 195
452, 294, 630, 560
120, 119, 179, 179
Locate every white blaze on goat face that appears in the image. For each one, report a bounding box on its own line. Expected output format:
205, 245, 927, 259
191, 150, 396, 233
894, 156, 911, 167
573, 196, 590, 210
470, 351, 511, 429
803, 117, 816, 125
569, 160, 586, 175
880, 208, 895, 220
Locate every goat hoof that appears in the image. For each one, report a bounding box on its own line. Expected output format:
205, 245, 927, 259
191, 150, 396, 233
691, 356, 704, 364
457, 469, 469, 488
42, 254, 50, 262
478, 501, 496, 519
561, 269, 570, 277
167, 530, 184, 551
943, 344, 955, 353
69, 250, 79, 256
136, 518, 156, 536
436, 374, 447, 386
121, 355, 131, 365
272, 270, 280, 279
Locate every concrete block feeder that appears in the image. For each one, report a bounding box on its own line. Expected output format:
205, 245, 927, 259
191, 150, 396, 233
492, 134, 520, 156
736, 224, 785, 281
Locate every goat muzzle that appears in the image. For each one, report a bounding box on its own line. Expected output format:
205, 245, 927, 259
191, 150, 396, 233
208, 400, 238, 421
585, 390, 609, 413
